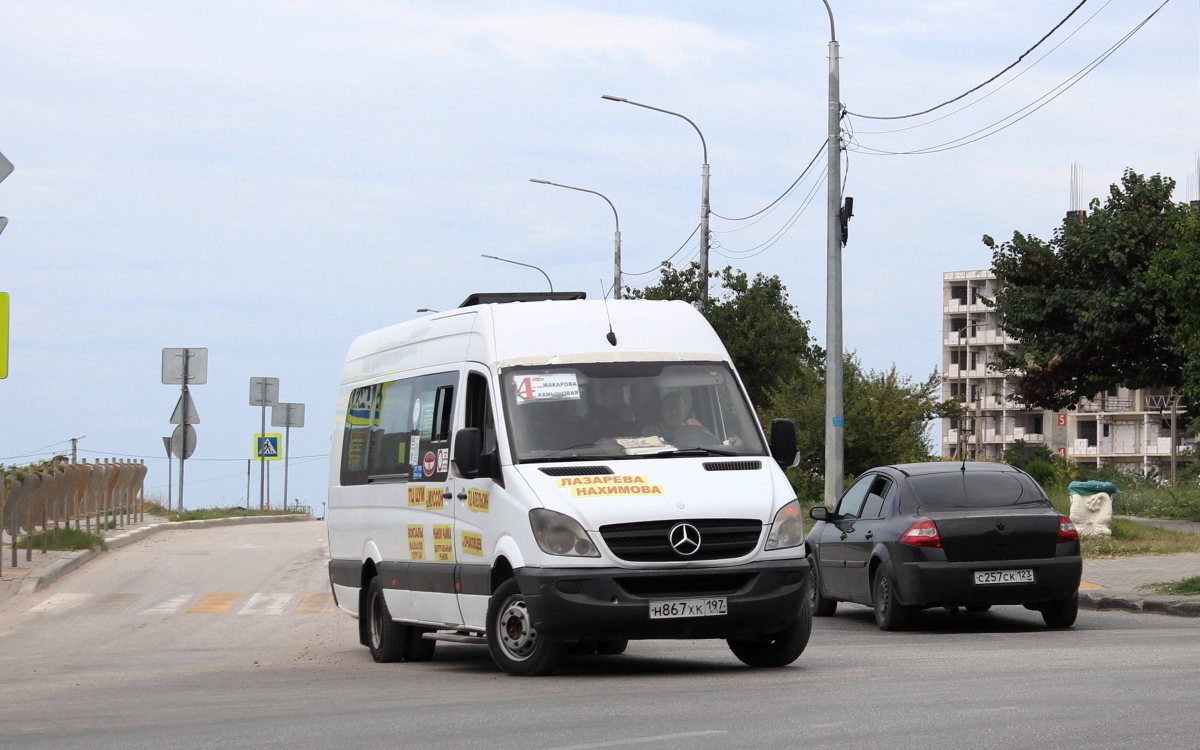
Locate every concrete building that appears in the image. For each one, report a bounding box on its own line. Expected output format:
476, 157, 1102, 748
940, 269, 1192, 477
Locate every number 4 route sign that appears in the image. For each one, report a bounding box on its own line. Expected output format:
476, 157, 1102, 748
254, 433, 282, 461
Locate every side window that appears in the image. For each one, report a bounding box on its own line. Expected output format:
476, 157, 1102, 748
370, 378, 416, 480
341, 384, 381, 486
466, 372, 497, 454
835, 474, 874, 519
860, 476, 894, 519
405, 372, 456, 482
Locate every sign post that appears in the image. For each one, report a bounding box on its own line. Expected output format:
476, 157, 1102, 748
271, 403, 306, 512
249, 377, 280, 509
162, 436, 173, 510
163, 348, 207, 511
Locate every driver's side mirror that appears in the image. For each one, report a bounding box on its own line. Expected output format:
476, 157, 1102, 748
809, 505, 830, 522
769, 418, 798, 469
453, 428, 482, 478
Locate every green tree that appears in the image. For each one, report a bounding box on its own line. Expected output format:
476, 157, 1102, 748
985, 170, 1186, 410
1151, 209, 1200, 398
627, 261, 821, 407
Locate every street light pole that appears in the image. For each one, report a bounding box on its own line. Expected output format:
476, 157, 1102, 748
601, 95, 710, 304
820, 0, 844, 507
481, 254, 554, 292
529, 179, 621, 298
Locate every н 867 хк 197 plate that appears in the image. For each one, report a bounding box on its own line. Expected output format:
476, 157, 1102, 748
649, 597, 728, 619
973, 569, 1035, 585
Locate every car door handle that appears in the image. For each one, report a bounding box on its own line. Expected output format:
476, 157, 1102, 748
865, 531, 874, 540
839, 532, 848, 540
443, 490, 454, 500
456, 491, 468, 501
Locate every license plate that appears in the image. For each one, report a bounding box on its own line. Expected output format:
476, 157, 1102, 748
648, 597, 728, 619
974, 569, 1035, 585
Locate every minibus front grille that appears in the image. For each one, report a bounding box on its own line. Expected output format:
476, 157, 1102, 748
702, 461, 763, 471
538, 466, 614, 477
614, 572, 756, 598
599, 519, 762, 562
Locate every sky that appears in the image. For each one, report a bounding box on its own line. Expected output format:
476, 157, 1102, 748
1, 0, 1196, 508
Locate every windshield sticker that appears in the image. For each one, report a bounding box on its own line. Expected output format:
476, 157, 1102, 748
432, 524, 453, 561
556, 475, 664, 498
407, 486, 425, 507
466, 489, 489, 513
425, 486, 444, 510
407, 524, 425, 560
461, 531, 483, 557
514, 373, 580, 404
436, 448, 448, 473
408, 437, 421, 468
411, 399, 421, 429
422, 451, 437, 477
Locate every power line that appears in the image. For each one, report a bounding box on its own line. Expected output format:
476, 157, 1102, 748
713, 166, 827, 260
623, 223, 700, 277
847, 0, 1090, 120
77, 447, 331, 462
710, 142, 825, 221
0, 440, 73, 462
848, 0, 1171, 156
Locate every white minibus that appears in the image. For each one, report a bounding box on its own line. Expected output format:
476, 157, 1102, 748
327, 292, 811, 675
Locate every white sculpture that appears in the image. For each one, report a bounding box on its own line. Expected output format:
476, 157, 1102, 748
1069, 491, 1112, 537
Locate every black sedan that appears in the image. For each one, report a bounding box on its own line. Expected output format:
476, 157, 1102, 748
805, 462, 1081, 631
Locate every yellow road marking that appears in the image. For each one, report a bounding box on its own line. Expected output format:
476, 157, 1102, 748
294, 593, 337, 614
89, 594, 140, 614
1079, 581, 1104, 591
185, 592, 242, 614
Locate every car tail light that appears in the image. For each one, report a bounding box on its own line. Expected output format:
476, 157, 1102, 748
1057, 514, 1079, 543
899, 518, 941, 548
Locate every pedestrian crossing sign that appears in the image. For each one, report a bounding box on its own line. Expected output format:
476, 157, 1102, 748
255, 433, 282, 461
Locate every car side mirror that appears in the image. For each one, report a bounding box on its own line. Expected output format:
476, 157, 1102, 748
769, 418, 798, 469
453, 428, 482, 478
809, 505, 829, 522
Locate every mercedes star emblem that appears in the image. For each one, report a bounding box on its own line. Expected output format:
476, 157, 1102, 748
669, 523, 702, 557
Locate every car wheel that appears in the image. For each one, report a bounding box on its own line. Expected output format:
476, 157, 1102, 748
595, 639, 628, 655
1041, 592, 1079, 629
407, 626, 437, 661
486, 578, 564, 676
727, 596, 812, 668
807, 555, 838, 617
367, 577, 410, 663
872, 566, 912, 632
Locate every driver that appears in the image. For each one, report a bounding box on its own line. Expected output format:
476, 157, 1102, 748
659, 392, 718, 446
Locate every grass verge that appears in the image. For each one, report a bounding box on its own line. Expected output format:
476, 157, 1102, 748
1146, 576, 1200, 596
158, 507, 306, 523
26, 528, 105, 551
1078, 518, 1200, 558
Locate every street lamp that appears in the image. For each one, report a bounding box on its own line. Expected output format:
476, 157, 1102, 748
69, 434, 86, 464
481, 254, 554, 292
819, 0, 845, 508
530, 179, 622, 299
601, 95, 710, 303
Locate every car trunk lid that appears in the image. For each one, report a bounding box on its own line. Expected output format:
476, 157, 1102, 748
927, 510, 1060, 562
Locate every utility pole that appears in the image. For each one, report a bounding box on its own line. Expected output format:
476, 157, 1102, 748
246, 459, 251, 509
1170, 388, 1179, 485
163, 437, 172, 510
70, 435, 85, 464
528, 180, 622, 298
821, 0, 844, 506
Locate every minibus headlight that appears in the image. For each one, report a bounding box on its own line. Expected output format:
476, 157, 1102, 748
529, 509, 601, 558
764, 500, 805, 551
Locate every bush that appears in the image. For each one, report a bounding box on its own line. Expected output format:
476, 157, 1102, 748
1024, 460, 1057, 488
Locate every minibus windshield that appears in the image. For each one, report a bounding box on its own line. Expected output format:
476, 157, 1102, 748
501, 362, 767, 462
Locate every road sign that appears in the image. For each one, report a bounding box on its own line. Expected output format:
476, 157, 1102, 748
271, 403, 305, 428
254, 433, 282, 461
162, 348, 208, 385
169, 390, 200, 425
249, 377, 279, 406
0, 292, 8, 380
170, 424, 197, 459
0, 151, 11, 239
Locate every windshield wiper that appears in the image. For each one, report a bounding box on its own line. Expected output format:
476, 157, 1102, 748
655, 447, 743, 457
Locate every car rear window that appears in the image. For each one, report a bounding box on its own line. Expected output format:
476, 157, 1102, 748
908, 472, 1042, 510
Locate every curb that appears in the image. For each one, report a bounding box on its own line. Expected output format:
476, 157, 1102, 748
1080, 591, 1200, 618
17, 514, 315, 596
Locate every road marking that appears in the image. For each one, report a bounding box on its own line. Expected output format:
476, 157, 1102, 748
239, 593, 293, 615
27, 593, 91, 614
543, 731, 727, 750
140, 594, 193, 615
294, 593, 338, 614
186, 592, 242, 614
88, 593, 141, 614
1079, 581, 1104, 590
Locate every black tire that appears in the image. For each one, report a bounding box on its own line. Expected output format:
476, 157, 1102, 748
568, 640, 599, 656
366, 577, 410, 663
486, 578, 564, 676
966, 604, 992, 613
596, 638, 628, 655
407, 627, 437, 661
1041, 592, 1079, 629
727, 597, 812, 668
807, 555, 838, 617
873, 566, 912, 632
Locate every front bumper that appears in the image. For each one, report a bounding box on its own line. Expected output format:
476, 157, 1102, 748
514, 558, 809, 641
894, 555, 1082, 607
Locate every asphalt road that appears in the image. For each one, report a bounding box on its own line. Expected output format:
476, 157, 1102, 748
1, 522, 1198, 750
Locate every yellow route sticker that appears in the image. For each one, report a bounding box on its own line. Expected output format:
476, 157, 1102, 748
466, 488, 489, 513
407, 485, 425, 507
425, 486, 444, 510
407, 524, 425, 560
432, 524, 453, 562
460, 531, 483, 557
555, 475, 664, 497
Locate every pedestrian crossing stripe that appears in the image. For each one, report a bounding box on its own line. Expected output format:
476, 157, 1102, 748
24, 591, 339, 616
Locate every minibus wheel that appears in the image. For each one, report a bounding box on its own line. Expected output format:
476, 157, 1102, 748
367, 577, 410, 663
486, 578, 564, 676
726, 596, 812, 668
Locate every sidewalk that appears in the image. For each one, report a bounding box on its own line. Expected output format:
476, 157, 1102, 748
1079, 517, 1200, 617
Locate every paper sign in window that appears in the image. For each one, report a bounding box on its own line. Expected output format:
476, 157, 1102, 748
514, 373, 580, 404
